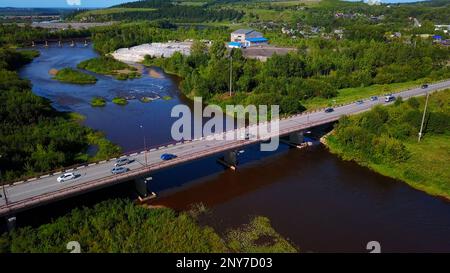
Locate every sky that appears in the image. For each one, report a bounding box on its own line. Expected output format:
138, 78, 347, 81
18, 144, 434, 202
0, 0, 133, 8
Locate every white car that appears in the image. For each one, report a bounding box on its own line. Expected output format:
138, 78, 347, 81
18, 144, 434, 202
57, 172, 76, 183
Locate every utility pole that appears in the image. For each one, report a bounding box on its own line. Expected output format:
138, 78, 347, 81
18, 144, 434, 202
229, 55, 233, 97
140, 125, 148, 166
1, 155, 7, 205
418, 92, 430, 142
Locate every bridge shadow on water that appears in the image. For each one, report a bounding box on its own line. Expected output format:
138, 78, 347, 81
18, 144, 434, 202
1, 127, 329, 232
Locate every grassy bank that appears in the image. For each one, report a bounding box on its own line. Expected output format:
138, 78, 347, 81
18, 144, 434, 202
53, 68, 97, 84
0, 199, 297, 253
326, 89, 450, 199
77, 56, 141, 80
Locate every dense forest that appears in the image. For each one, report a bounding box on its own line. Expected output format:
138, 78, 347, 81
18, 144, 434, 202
67, 0, 244, 23
0, 199, 297, 253
327, 90, 450, 198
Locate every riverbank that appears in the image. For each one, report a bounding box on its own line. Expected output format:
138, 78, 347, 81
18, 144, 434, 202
324, 90, 450, 200
0, 199, 298, 253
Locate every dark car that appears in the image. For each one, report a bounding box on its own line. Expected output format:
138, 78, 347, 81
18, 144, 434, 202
324, 108, 334, 113
421, 84, 429, 89
356, 100, 364, 105
370, 96, 378, 101
111, 166, 129, 174
161, 153, 177, 161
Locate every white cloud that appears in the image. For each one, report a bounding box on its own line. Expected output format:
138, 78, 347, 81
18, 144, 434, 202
66, 0, 81, 6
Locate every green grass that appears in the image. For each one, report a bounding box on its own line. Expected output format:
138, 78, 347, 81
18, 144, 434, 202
0, 199, 298, 253
112, 97, 128, 106
86, 131, 121, 162
91, 97, 106, 107
53, 68, 97, 84
326, 89, 450, 199
303, 79, 429, 110
77, 57, 140, 80
226, 216, 298, 253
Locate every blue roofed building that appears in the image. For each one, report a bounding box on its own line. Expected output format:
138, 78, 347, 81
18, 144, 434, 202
229, 29, 268, 48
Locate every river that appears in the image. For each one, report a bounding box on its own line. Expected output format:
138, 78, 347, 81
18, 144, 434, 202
18, 45, 450, 252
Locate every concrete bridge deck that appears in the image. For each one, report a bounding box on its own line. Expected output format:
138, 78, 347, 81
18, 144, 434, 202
1, 80, 449, 216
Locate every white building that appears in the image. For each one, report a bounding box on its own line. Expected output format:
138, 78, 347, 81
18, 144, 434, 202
229, 29, 268, 48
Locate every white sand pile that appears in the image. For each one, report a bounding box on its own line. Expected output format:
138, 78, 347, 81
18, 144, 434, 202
112, 42, 193, 63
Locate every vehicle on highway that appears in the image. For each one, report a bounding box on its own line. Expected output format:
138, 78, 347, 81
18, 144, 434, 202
57, 172, 77, 183
421, 84, 429, 89
356, 100, 364, 105
111, 166, 129, 174
324, 108, 334, 113
240, 131, 256, 140
115, 157, 131, 167
385, 95, 395, 102
370, 96, 378, 101
161, 153, 177, 161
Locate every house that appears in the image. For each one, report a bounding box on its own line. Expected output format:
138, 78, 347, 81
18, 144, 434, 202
433, 35, 443, 42
229, 29, 268, 48
435, 25, 450, 34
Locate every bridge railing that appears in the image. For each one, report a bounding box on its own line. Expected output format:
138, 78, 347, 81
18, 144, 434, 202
3, 80, 448, 188
0, 116, 341, 214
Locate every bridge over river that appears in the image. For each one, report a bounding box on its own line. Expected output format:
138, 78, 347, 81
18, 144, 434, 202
1, 80, 449, 218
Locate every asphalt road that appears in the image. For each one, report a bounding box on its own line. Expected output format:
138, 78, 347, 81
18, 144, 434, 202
1, 80, 449, 215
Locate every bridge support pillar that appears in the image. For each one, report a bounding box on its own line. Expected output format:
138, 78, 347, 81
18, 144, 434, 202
282, 131, 306, 148
134, 177, 151, 199
218, 150, 238, 170
7, 216, 16, 231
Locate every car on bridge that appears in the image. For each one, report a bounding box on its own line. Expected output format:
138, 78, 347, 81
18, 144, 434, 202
111, 166, 129, 174
324, 107, 334, 113
161, 153, 177, 161
57, 172, 77, 183
115, 157, 132, 167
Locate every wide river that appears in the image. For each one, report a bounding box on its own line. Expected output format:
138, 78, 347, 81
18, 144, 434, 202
19, 45, 450, 252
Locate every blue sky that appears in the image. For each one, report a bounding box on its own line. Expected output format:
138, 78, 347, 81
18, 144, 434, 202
0, 0, 132, 8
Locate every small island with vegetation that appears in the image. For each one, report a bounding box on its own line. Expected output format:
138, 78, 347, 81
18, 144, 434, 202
112, 97, 128, 105
91, 97, 106, 107
53, 68, 97, 84
77, 56, 141, 81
